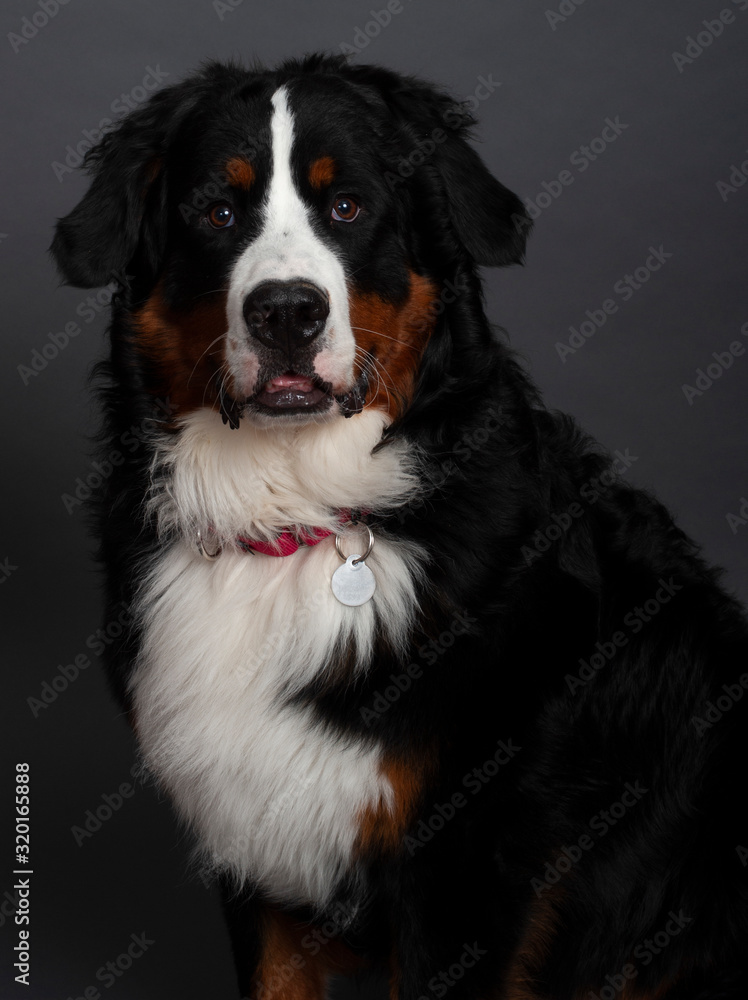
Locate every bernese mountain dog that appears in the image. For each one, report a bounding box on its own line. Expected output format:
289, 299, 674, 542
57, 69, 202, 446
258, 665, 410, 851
50, 54, 748, 999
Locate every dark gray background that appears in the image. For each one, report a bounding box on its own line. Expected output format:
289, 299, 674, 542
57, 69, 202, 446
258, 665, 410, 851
1, 0, 746, 996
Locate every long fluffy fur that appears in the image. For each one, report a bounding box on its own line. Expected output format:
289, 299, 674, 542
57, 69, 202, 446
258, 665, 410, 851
50, 53, 748, 1000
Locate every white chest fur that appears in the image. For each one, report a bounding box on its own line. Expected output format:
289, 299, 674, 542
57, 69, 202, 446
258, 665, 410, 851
129, 409, 425, 907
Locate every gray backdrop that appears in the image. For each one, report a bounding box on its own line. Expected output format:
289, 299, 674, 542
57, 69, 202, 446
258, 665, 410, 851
1, 0, 746, 996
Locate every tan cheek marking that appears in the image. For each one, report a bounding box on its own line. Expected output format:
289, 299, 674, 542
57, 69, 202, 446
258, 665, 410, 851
349, 271, 439, 420
309, 156, 336, 190
132, 282, 228, 421
225, 156, 255, 190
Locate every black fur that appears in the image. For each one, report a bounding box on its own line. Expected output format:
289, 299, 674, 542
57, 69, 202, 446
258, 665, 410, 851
51, 54, 748, 999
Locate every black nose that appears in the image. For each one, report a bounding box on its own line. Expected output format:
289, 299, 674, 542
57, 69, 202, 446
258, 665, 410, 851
243, 280, 329, 353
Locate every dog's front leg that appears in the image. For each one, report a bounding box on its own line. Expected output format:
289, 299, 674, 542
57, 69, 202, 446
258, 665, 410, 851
220, 876, 364, 999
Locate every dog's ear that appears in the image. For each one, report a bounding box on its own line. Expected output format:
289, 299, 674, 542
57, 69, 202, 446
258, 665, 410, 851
50, 78, 204, 288
394, 82, 531, 267
347, 66, 531, 267
427, 110, 531, 268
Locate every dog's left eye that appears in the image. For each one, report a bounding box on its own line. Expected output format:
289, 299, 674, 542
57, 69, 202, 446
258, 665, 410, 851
331, 197, 360, 223
206, 202, 236, 229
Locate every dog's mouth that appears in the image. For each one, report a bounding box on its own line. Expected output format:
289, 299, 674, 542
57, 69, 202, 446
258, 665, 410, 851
219, 367, 369, 427
254, 372, 333, 412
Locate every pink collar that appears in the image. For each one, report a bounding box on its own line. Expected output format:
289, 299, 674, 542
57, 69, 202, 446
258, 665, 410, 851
236, 525, 334, 557
234, 509, 358, 557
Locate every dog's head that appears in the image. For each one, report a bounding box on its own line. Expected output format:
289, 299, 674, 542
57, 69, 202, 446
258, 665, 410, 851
51, 55, 530, 427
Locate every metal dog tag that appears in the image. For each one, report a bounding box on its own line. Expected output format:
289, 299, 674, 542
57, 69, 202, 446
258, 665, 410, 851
331, 554, 376, 606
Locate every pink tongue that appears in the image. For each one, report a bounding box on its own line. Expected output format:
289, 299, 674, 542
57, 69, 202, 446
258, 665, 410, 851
264, 374, 315, 394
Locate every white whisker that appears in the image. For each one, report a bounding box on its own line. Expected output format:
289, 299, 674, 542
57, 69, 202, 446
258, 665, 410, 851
351, 325, 421, 352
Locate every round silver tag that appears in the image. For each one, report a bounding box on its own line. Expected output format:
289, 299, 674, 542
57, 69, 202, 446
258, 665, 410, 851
331, 554, 376, 606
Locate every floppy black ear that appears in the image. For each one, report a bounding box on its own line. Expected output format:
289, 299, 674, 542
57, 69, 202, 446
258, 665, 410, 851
345, 64, 531, 267
427, 120, 531, 267
395, 82, 531, 267
49, 77, 206, 288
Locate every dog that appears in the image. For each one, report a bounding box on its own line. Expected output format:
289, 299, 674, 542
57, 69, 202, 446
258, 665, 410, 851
51, 54, 748, 999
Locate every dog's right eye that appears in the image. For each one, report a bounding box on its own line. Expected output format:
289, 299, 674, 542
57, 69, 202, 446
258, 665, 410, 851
206, 203, 236, 229
331, 196, 360, 223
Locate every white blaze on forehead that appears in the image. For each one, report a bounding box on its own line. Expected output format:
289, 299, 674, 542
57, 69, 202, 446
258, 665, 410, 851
225, 86, 355, 395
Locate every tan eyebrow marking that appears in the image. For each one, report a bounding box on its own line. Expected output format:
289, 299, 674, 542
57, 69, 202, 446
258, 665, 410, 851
224, 156, 255, 190
309, 155, 336, 190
